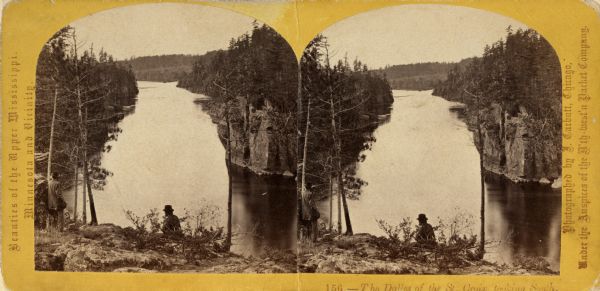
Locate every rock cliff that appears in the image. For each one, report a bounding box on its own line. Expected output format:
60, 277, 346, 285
475, 104, 561, 184
201, 98, 296, 176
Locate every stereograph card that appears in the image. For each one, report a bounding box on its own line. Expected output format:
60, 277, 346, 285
1, 0, 599, 290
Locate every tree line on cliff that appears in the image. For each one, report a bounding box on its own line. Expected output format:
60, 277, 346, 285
298, 35, 393, 235
35, 26, 138, 226
177, 22, 298, 116
433, 27, 561, 178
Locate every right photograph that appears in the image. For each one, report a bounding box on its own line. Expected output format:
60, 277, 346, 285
297, 4, 561, 275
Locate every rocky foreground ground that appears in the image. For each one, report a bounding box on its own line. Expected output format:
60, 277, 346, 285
299, 234, 557, 275
35, 224, 296, 273
35, 225, 555, 275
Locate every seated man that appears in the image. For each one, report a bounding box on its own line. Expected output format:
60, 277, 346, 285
162, 205, 182, 236
415, 213, 436, 247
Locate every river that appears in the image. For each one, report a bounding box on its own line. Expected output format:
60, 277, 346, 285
318, 90, 561, 270
62, 83, 560, 267
63, 81, 297, 256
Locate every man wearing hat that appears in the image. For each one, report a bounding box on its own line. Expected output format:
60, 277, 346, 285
415, 213, 436, 246
161, 205, 182, 236
47, 172, 66, 232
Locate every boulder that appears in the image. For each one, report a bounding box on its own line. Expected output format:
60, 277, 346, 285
80, 224, 123, 239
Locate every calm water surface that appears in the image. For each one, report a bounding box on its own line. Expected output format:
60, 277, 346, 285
62, 84, 560, 267
318, 90, 561, 269
63, 81, 296, 256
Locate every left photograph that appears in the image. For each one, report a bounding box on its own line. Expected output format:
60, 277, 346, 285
34, 3, 298, 273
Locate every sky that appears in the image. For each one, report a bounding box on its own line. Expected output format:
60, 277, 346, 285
70, 3, 256, 60
69, 3, 528, 65
322, 5, 528, 68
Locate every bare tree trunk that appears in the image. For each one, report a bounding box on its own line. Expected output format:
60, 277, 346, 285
337, 176, 342, 233
323, 47, 353, 235
476, 95, 485, 258
331, 108, 345, 234
45, 87, 59, 230
300, 98, 311, 222
72, 157, 79, 222
77, 97, 87, 226
84, 159, 98, 225
47, 87, 59, 180
478, 145, 485, 257
211, 80, 240, 251
82, 164, 87, 224
83, 108, 98, 226
73, 33, 88, 225
465, 89, 485, 258
225, 101, 233, 251
339, 171, 353, 235
226, 169, 232, 251
296, 62, 304, 239
329, 173, 333, 231
335, 114, 353, 235
72, 32, 98, 226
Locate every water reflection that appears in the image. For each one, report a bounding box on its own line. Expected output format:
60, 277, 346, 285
230, 166, 297, 255
485, 175, 561, 269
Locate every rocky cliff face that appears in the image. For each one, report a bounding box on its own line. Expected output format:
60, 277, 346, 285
205, 98, 296, 176
476, 104, 561, 184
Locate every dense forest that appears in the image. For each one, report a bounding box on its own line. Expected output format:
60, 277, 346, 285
35, 26, 139, 226
372, 62, 456, 90
299, 35, 393, 234
177, 23, 298, 175
433, 28, 561, 181
120, 54, 218, 82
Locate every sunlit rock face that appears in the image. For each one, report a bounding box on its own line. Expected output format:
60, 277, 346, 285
477, 104, 561, 183
214, 98, 296, 176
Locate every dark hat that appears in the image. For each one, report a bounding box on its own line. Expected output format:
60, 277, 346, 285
163, 205, 174, 212
417, 214, 428, 221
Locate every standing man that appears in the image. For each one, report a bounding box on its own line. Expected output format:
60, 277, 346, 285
302, 183, 320, 242
47, 172, 64, 232
415, 213, 436, 247
162, 205, 182, 236
309, 184, 320, 242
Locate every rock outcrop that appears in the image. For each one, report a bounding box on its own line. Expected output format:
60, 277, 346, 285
475, 104, 561, 184
299, 233, 555, 275
203, 98, 296, 176
35, 224, 179, 272
35, 224, 296, 273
